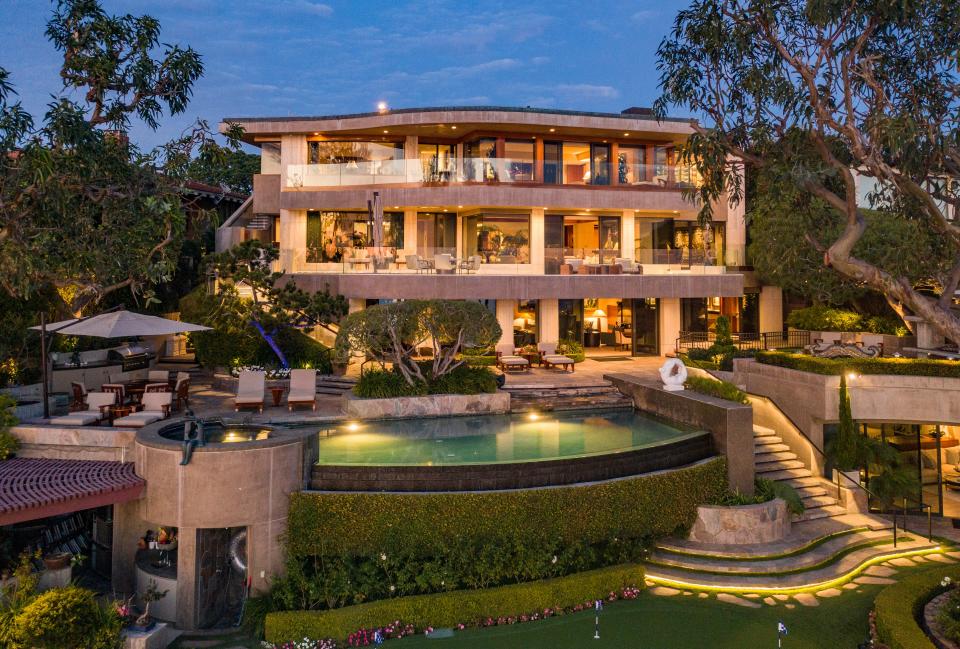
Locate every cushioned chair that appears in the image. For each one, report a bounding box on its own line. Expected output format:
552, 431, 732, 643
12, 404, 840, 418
50, 391, 117, 426
101, 383, 127, 405
144, 382, 171, 393
495, 343, 529, 372
434, 253, 456, 273
70, 381, 87, 411
113, 392, 172, 428
537, 342, 575, 372
458, 255, 481, 274
173, 378, 190, 411
287, 368, 317, 411
234, 370, 266, 413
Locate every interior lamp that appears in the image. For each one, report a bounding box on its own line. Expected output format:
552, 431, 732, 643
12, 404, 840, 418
513, 317, 526, 329
593, 309, 607, 318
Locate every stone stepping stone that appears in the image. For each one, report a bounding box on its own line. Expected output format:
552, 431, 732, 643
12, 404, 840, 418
717, 593, 761, 608
681, 591, 693, 596
855, 576, 897, 585
945, 551, 960, 559
865, 565, 898, 577
774, 594, 789, 601
698, 592, 709, 599
649, 586, 682, 596
815, 588, 842, 598
763, 597, 777, 606
926, 554, 956, 564
888, 557, 917, 567
743, 594, 761, 599
793, 593, 819, 607
785, 604, 796, 609
842, 582, 860, 590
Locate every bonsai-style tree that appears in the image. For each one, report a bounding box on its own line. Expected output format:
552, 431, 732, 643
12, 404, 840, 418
827, 374, 861, 472
335, 300, 501, 387
201, 240, 347, 368
0, 0, 245, 315
656, 0, 960, 343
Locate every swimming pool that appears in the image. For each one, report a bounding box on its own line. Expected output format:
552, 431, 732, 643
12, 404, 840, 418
315, 409, 703, 466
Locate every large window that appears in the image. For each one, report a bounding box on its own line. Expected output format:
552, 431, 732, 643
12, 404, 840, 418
543, 141, 562, 184
503, 140, 535, 181
561, 215, 620, 263
416, 212, 456, 256
463, 213, 531, 264
561, 143, 590, 185
306, 210, 403, 263
307, 141, 402, 164
419, 143, 455, 182
463, 138, 497, 181
617, 146, 646, 184
634, 218, 676, 264
674, 222, 725, 266
260, 142, 281, 174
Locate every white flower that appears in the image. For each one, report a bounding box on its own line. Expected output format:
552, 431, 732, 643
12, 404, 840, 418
551, 555, 557, 564
380, 552, 387, 561
389, 585, 396, 592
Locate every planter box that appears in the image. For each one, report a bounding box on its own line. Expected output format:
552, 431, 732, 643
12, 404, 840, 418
688, 498, 790, 545
342, 391, 510, 419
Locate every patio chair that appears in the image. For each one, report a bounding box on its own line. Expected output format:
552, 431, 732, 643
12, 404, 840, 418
458, 255, 481, 274
495, 343, 529, 372
70, 381, 87, 411
287, 368, 317, 411
614, 328, 631, 351
173, 377, 190, 411
144, 382, 171, 393
101, 383, 127, 405
234, 370, 266, 413
434, 253, 456, 273
148, 370, 169, 383
50, 391, 117, 426
112, 392, 173, 428
406, 254, 426, 274
537, 341, 575, 372
615, 258, 642, 274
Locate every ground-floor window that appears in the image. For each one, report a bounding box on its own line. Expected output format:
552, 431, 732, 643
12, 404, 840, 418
681, 296, 742, 332
513, 300, 537, 347
557, 298, 659, 355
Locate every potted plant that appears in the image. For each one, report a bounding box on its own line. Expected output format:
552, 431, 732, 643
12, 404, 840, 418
42, 552, 71, 571
132, 580, 168, 632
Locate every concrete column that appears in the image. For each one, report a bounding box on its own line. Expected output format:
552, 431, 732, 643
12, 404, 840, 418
530, 208, 545, 273
621, 210, 635, 259
348, 299, 366, 314
278, 209, 306, 272
538, 299, 559, 343
403, 208, 417, 255
759, 286, 784, 333
723, 155, 747, 265
496, 300, 517, 347
404, 135, 418, 161
660, 298, 681, 356
280, 134, 307, 189
455, 212, 463, 258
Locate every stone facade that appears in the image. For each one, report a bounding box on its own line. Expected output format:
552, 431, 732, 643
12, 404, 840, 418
688, 499, 790, 545
342, 391, 511, 419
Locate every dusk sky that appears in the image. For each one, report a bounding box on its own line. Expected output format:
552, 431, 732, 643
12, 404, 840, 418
2, 0, 693, 150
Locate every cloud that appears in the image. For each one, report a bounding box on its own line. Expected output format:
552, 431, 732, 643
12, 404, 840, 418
531, 56, 550, 65
282, 0, 333, 16
555, 84, 621, 100
384, 58, 522, 84
631, 10, 660, 22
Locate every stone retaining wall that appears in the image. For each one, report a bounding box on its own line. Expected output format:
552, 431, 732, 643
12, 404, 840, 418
925, 590, 960, 649
688, 499, 790, 545
342, 391, 510, 419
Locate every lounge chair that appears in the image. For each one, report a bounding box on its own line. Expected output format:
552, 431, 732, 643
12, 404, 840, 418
458, 255, 481, 274
148, 370, 169, 383
113, 392, 173, 428
434, 253, 456, 273
144, 382, 170, 393
70, 381, 87, 411
173, 377, 190, 411
234, 370, 266, 413
495, 343, 529, 372
49, 391, 117, 426
537, 342, 575, 372
287, 368, 317, 411
101, 383, 128, 404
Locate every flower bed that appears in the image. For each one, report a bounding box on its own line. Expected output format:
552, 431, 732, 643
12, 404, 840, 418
755, 351, 960, 378
264, 564, 643, 645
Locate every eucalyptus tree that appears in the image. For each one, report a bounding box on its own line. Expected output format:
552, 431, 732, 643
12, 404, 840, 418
0, 0, 242, 315
656, 0, 960, 341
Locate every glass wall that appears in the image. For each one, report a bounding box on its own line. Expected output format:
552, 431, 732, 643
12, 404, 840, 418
463, 213, 531, 264
543, 141, 562, 184
561, 143, 590, 184
634, 218, 676, 264
306, 210, 404, 263
598, 215, 620, 263
260, 142, 281, 174
513, 300, 538, 347
503, 140, 535, 182
617, 146, 646, 184
544, 214, 564, 274
419, 143, 456, 182
308, 141, 402, 164
560, 214, 620, 263
674, 222, 724, 266
464, 138, 497, 181
633, 298, 660, 355
591, 144, 611, 186
559, 299, 583, 344
417, 212, 456, 256
653, 145, 671, 184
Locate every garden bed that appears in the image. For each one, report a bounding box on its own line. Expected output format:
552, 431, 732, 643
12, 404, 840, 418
688, 498, 790, 545
755, 351, 960, 378
874, 564, 960, 649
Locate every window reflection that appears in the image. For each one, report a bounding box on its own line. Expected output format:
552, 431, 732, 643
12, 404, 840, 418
463, 213, 531, 264
306, 210, 403, 263
419, 143, 455, 182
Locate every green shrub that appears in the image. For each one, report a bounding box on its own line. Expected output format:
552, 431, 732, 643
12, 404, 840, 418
755, 478, 805, 516
685, 348, 714, 362
428, 363, 498, 395
786, 305, 865, 332
265, 564, 644, 644
874, 565, 958, 649
0, 395, 19, 460
9, 585, 120, 649
353, 364, 497, 398
287, 458, 726, 559
557, 339, 585, 363
257, 328, 332, 373
755, 351, 960, 378
462, 354, 497, 367
353, 369, 425, 398
683, 375, 749, 404
936, 588, 960, 643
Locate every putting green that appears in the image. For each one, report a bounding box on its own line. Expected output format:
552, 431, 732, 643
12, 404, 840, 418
393, 584, 883, 648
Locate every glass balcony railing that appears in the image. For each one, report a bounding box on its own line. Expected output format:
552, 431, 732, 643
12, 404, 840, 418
284, 159, 700, 189
276, 246, 530, 275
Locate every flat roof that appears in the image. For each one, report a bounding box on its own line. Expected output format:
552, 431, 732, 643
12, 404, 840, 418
223, 105, 695, 124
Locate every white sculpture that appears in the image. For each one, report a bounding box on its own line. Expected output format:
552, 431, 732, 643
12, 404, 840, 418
659, 358, 688, 391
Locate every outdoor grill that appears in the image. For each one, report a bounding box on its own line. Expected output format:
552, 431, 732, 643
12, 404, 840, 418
108, 345, 152, 372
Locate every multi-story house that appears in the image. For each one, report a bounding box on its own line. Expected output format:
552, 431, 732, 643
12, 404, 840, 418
217, 106, 783, 355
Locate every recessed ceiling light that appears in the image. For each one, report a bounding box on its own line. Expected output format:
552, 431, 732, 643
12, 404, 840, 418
457, 205, 463, 208
585, 209, 591, 212
451, 125, 457, 130
393, 205, 399, 209
549, 128, 556, 132
673, 210, 679, 214
383, 130, 389, 134
623, 132, 630, 136
313, 132, 319, 136
442, 208, 448, 212
603, 140, 607, 143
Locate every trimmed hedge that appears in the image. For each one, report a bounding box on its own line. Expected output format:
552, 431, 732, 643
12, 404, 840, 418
353, 364, 498, 398
755, 351, 960, 378
684, 375, 749, 404
874, 564, 958, 649
287, 458, 727, 558
265, 563, 644, 644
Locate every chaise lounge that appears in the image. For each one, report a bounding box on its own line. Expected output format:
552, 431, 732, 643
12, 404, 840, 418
287, 368, 317, 411
112, 392, 173, 428
495, 343, 530, 372
234, 370, 266, 413
49, 391, 117, 426
537, 342, 575, 372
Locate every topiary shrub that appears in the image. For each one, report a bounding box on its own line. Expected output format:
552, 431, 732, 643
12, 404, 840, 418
353, 369, 424, 399
755, 351, 960, 378
683, 375, 749, 404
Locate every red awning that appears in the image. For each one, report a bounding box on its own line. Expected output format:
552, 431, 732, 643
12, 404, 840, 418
0, 458, 144, 525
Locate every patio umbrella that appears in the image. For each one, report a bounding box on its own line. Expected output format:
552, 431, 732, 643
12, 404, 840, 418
31, 309, 210, 417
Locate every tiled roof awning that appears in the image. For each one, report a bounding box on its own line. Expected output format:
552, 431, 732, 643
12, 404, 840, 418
0, 458, 144, 525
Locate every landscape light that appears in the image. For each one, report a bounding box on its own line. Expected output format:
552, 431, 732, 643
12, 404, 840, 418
377, 101, 388, 112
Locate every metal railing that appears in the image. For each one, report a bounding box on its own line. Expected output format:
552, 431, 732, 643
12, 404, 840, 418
676, 330, 811, 353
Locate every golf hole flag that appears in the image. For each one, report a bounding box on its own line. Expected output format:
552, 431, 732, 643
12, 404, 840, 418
778, 622, 788, 636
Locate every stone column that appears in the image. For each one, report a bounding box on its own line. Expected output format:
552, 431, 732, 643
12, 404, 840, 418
723, 155, 747, 265
278, 209, 306, 272
621, 210, 635, 260
279, 134, 307, 189
538, 299, 559, 343
403, 208, 417, 255
404, 135, 418, 160
496, 300, 517, 348
659, 298, 681, 356
529, 208, 545, 273
759, 286, 784, 333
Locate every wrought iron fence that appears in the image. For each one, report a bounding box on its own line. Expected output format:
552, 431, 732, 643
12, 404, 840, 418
675, 330, 811, 353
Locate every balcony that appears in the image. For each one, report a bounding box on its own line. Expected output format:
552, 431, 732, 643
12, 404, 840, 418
284, 158, 701, 190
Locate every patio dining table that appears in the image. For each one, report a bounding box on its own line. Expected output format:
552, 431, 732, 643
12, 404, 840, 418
117, 378, 173, 404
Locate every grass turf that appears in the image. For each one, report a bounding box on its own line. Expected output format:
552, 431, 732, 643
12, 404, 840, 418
391, 583, 883, 649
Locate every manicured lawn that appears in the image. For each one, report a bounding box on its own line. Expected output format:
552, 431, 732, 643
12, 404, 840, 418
393, 586, 881, 649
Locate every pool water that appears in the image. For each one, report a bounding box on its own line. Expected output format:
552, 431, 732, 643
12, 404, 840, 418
159, 422, 271, 443
315, 410, 701, 466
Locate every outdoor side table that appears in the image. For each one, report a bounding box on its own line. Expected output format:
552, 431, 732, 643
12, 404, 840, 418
269, 386, 286, 408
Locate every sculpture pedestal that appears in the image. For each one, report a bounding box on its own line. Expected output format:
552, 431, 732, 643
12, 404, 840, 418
122, 622, 180, 649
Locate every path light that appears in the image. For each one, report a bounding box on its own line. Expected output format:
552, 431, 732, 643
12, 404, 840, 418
527, 412, 540, 421
377, 101, 388, 112
346, 422, 360, 432
847, 372, 858, 381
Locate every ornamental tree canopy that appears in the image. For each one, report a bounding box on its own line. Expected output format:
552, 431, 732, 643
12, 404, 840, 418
656, 0, 960, 343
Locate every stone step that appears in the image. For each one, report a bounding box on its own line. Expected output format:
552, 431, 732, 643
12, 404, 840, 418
649, 529, 891, 574
782, 475, 824, 488
504, 386, 620, 398
801, 495, 839, 508
753, 440, 789, 452
754, 450, 797, 463
753, 425, 777, 437
645, 540, 940, 589
755, 458, 806, 471
794, 485, 829, 499
801, 504, 848, 521
758, 467, 814, 481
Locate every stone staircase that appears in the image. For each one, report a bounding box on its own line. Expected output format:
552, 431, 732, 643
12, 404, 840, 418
315, 375, 356, 396
644, 514, 942, 592
504, 383, 633, 412
753, 424, 847, 521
